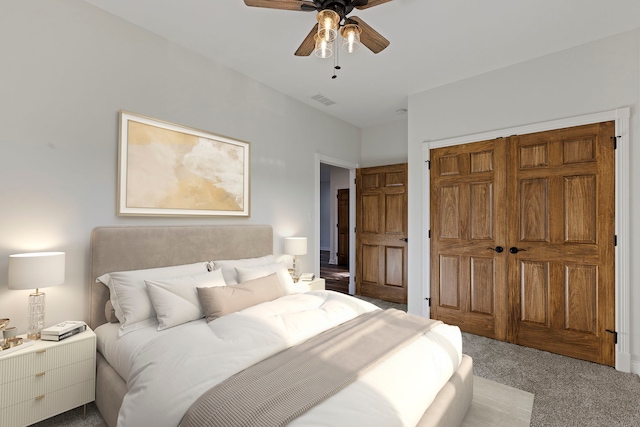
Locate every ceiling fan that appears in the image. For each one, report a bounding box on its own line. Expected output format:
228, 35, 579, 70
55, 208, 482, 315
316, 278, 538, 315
243, 0, 392, 57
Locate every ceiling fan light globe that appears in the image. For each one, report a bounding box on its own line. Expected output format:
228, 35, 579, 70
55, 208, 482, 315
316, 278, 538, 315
314, 34, 333, 58
317, 9, 339, 42
341, 24, 361, 53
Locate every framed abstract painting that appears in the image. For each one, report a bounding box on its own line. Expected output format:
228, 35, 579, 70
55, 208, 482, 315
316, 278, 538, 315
118, 111, 250, 217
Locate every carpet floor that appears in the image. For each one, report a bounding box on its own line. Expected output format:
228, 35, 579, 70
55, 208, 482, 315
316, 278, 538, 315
462, 332, 640, 427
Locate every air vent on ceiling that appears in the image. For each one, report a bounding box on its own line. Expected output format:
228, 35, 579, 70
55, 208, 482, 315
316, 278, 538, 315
311, 94, 336, 107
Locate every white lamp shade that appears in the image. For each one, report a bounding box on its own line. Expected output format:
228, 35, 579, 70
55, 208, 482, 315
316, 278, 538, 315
8, 252, 66, 290
284, 237, 307, 256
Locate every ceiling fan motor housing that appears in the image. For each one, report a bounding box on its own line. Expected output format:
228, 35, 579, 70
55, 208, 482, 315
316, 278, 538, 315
315, 0, 366, 21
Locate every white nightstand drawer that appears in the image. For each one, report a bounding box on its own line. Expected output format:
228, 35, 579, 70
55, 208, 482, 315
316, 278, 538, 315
1, 358, 94, 410
0, 378, 95, 427
0, 336, 94, 384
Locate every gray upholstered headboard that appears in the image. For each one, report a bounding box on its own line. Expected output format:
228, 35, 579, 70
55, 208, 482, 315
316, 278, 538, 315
89, 225, 273, 329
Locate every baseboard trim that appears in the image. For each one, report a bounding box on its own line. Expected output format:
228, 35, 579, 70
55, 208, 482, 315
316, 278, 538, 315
617, 351, 632, 373
630, 354, 640, 377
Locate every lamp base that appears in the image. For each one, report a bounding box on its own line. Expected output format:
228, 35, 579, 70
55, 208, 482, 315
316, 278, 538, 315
292, 256, 301, 282
27, 290, 46, 340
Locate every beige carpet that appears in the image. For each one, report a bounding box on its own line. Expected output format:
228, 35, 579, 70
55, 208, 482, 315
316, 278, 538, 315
463, 332, 640, 427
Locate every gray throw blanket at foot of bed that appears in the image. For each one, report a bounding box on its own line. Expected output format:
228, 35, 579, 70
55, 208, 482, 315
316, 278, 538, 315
180, 308, 443, 427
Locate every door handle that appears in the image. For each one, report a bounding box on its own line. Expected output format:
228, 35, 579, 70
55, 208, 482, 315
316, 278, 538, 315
399, 238, 408, 242
487, 246, 504, 253
509, 247, 526, 254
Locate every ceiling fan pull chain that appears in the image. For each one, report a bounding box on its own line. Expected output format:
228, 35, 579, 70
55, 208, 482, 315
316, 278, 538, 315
332, 39, 341, 79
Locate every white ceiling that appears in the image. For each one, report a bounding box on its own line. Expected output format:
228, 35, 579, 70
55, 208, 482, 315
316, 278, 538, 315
81, 0, 640, 129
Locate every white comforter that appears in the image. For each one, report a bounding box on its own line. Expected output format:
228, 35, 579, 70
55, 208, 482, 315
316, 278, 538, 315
96, 291, 462, 427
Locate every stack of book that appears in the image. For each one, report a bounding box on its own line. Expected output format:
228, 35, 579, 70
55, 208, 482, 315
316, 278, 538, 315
41, 321, 87, 341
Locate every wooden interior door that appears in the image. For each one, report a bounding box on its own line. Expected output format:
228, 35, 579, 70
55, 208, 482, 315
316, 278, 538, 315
337, 189, 350, 266
356, 163, 407, 303
507, 122, 615, 366
430, 139, 508, 340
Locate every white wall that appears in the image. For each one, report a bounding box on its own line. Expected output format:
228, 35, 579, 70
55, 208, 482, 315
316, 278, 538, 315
0, 0, 360, 334
361, 118, 408, 167
407, 29, 640, 371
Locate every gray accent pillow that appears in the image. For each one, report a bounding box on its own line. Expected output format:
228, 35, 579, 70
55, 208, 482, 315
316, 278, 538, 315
105, 300, 119, 323
197, 273, 285, 322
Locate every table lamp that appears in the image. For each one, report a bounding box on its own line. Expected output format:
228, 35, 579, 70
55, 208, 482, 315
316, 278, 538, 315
8, 252, 65, 339
284, 237, 307, 281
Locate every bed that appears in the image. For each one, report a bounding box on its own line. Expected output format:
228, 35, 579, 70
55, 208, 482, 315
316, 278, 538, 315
89, 225, 473, 427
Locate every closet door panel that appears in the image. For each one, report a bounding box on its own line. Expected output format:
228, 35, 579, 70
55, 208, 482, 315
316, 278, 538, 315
431, 139, 508, 340
507, 122, 615, 366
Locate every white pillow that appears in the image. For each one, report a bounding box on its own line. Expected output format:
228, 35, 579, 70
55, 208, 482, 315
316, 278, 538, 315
213, 255, 276, 285
145, 269, 226, 331
235, 261, 297, 294
96, 262, 209, 337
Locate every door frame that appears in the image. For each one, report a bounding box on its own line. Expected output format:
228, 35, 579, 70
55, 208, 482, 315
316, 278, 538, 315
315, 154, 358, 295
422, 107, 631, 373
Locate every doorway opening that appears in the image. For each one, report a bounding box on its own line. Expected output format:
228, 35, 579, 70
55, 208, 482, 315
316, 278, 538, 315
315, 155, 357, 295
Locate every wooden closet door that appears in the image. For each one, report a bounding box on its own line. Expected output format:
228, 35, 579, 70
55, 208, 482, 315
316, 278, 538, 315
430, 139, 508, 340
507, 122, 615, 366
356, 163, 407, 304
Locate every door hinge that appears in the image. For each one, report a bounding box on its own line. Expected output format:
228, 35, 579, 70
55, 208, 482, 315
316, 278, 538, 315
428, 229, 431, 239
426, 160, 431, 170
425, 297, 431, 307
606, 329, 618, 344
611, 135, 620, 149
615, 235, 618, 246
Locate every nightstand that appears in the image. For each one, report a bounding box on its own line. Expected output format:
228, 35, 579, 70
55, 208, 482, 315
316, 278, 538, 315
294, 277, 326, 292
0, 327, 96, 427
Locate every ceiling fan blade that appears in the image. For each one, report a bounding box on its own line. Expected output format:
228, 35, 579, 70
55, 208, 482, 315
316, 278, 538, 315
350, 16, 389, 54
244, 0, 316, 12
294, 23, 319, 56
355, 0, 393, 10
